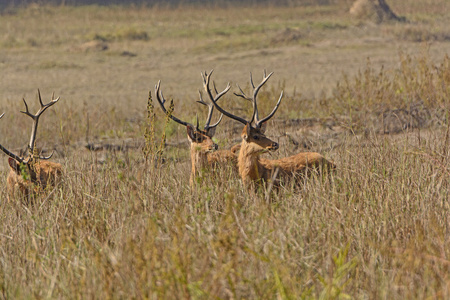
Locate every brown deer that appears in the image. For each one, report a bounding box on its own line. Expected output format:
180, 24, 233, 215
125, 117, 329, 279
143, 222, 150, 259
155, 73, 238, 185
0, 90, 63, 202
208, 71, 335, 187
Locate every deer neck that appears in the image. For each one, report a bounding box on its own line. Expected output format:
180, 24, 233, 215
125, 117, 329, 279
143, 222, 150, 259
190, 144, 209, 180
238, 141, 265, 184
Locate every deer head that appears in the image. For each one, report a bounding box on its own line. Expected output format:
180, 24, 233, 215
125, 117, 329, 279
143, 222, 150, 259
156, 77, 226, 152
208, 70, 283, 156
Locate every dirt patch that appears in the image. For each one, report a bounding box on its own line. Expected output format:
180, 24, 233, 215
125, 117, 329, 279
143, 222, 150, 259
72, 40, 109, 53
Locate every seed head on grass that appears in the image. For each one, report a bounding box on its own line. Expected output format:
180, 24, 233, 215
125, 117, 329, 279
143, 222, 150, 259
143, 90, 174, 165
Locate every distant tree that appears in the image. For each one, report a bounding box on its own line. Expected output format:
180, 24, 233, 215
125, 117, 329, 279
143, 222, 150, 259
350, 0, 403, 23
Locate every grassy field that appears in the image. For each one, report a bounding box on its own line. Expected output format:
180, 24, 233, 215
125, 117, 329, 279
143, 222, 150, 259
0, 1, 449, 298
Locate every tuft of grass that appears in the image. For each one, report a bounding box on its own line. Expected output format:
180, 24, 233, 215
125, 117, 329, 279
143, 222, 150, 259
143, 91, 171, 164
86, 27, 149, 42
331, 51, 449, 131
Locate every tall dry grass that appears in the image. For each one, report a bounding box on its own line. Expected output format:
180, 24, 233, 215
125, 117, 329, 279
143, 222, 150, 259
0, 124, 448, 298
0, 1, 449, 299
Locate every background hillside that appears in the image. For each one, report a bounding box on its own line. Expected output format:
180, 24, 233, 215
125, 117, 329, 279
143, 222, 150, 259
2, 0, 342, 10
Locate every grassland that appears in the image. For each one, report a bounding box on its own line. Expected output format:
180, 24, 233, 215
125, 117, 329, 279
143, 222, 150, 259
0, 1, 449, 298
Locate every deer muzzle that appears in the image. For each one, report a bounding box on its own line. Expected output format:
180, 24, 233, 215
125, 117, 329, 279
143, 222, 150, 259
269, 142, 279, 151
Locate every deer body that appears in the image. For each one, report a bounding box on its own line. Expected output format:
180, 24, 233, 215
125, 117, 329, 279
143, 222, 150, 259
7, 158, 62, 201
1, 90, 62, 202
209, 70, 335, 188
156, 73, 238, 186
189, 145, 239, 185
207, 144, 240, 166
237, 124, 334, 186
187, 126, 219, 185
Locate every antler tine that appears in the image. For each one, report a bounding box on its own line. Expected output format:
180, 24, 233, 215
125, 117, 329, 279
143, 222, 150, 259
249, 70, 274, 125
254, 71, 273, 97
201, 70, 232, 101
155, 80, 192, 128
208, 113, 223, 129
209, 92, 247, 125
250, 72, 255, 89
38, 88, 44, 106
37, 150, 55, 160
0, 144, 24, 163
200, 70, 231, 130
21, 90, 60, 156
197, 91, 224, 130
195, 115, 200, 131
233, 84, 252, 101
207, 92, 248, 126
0, 113, 25, 163
201, 70, 247, 126
255, 90, 283, 128
197, 90, 208, 106
32, 89, 60, 118
21, 98, 32, 118
212, 81, 219, 95
197, 90, 215, 130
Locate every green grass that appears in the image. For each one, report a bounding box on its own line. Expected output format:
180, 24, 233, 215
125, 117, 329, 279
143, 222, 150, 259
0, 1, 449, 298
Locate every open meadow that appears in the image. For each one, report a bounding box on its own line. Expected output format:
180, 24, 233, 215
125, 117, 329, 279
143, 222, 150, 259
0, 0, 449, 298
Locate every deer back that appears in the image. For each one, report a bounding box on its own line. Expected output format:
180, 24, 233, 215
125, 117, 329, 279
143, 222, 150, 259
7, 158, 62, 201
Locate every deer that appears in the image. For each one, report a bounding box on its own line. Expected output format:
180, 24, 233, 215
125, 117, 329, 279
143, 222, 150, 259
207, 70, 335, 188
0, 90, 63, 202
155, 72, 239, 186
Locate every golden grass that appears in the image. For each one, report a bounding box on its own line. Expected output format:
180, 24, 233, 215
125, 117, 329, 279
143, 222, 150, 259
0, 1, 449, 298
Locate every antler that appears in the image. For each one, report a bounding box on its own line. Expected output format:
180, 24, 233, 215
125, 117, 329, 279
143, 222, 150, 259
155, 81, 195, 129
0, 90, 59, 164
234, 70, 283, 128
210, 70, 283, 128
21, 89, 59, 157
204, 71, 248, 126
199, 70, 231, 132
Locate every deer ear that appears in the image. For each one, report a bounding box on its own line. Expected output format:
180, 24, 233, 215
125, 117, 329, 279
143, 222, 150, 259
260, 122, 267, 134
231, 144, 241, 154
242, 123, 251, 141
206, 126, 216, 138
8, 157, 21, 175
186, 125, 196, 142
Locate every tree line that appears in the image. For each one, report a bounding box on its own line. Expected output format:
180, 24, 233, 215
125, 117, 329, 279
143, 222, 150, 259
1, 0, 336, 9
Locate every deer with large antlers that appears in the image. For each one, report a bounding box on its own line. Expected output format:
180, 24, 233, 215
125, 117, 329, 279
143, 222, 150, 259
1, 90, 62, 201
208, 71, 335, 188
155, 72, 239, 186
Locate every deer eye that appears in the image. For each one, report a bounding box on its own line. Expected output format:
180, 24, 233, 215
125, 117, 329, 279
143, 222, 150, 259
253, 135, 259, 140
